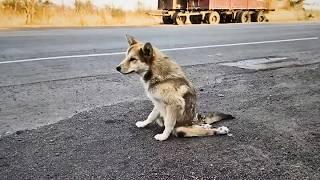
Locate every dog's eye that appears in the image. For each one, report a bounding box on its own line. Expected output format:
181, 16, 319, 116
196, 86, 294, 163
129, 58, 136, 62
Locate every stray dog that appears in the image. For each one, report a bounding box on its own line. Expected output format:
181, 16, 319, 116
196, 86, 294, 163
116, 35, 234, 141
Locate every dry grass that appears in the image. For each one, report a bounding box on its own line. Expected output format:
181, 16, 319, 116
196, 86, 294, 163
266, 0, 320, 22
266, 9, 308, 22
266, 8, 320, 22
305, 9, 320, 21
0, 10, 161, 27
0, 1, 161, 27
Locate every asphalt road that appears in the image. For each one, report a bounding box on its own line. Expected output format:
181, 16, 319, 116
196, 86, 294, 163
0, 23, 320, 179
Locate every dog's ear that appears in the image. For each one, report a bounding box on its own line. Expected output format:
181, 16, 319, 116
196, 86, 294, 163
142, 42, 153, 59
126, 34, 138, 46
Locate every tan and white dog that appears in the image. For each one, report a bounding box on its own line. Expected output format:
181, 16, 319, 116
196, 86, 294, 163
116, 35, 234, 141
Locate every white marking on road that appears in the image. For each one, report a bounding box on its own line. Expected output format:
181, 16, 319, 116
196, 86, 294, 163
0, 37, 318, 65
220, 57, 289, 70
161, 37, 319, 51
220, 56, 320, 70
0, 52, 126, 65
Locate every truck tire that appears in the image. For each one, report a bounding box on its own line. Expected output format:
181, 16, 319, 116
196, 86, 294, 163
253, 11, 266, 22
173, 13, 186, 25
206, 11, 220, 24
234, 11, 241, 23
162, 16, 173, 24
237, 11, 251, 23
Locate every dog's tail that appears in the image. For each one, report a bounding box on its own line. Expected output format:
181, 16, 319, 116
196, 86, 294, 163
173, 125, 230, 137
173, 112, 234, 138
197, 112, 235, 124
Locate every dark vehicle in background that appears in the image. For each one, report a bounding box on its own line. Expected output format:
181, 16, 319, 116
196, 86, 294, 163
158, 0, 274, 25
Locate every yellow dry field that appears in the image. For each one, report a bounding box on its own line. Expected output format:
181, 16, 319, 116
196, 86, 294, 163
0, 10, 161, 27
266, 9, 320, 22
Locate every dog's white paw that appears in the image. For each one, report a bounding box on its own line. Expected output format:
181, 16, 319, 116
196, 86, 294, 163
154, 133, 169, 141
216, 126, 230, 135
135, 121, 147, 128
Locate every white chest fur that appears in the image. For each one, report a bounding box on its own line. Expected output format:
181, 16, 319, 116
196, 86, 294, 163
140, 78, 164, 112
141, 78, 156, 101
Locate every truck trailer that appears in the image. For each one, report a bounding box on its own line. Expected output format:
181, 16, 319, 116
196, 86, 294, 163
158, 0, 274, 25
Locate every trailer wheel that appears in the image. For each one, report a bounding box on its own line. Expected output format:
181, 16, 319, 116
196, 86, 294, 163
253, 11, 266, 22
206, 12, 220, 24
162, 16, 173, 24
173, 13, 186, 25
237, 11, 251, 23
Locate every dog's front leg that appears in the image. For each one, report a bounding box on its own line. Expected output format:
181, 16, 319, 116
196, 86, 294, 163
154, 106, 177, 141
136, 107, 160, 128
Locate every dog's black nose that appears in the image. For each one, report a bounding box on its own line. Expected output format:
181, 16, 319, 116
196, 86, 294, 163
116, 66, 121, 72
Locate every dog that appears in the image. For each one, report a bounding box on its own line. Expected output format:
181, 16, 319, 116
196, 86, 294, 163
116, 35, 234, 141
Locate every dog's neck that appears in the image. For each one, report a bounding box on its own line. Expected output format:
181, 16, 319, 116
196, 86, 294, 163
140, 51, 186, 89
142, 70, 153, 82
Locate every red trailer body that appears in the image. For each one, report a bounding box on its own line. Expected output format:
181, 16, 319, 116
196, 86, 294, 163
158, 0, 273, 25
248, 0, 268, 9
230, 0, 247, 9
159, 0, 270, 10
206, 0, 269, 10
211, 0, 230, 9
158, 0, 187, 10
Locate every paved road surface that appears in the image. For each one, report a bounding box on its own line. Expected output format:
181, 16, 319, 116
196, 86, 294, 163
0, 23, 319, 179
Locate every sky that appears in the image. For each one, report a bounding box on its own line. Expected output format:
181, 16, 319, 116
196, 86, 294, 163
52, 0, 158, 10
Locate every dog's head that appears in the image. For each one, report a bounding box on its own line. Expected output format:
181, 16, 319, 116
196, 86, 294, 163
116, 35, 154, 75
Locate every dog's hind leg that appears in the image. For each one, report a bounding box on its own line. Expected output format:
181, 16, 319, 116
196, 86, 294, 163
136, 107, 160, 128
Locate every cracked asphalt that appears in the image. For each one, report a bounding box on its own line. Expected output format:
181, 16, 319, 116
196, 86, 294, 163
0, 23, 320, 179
